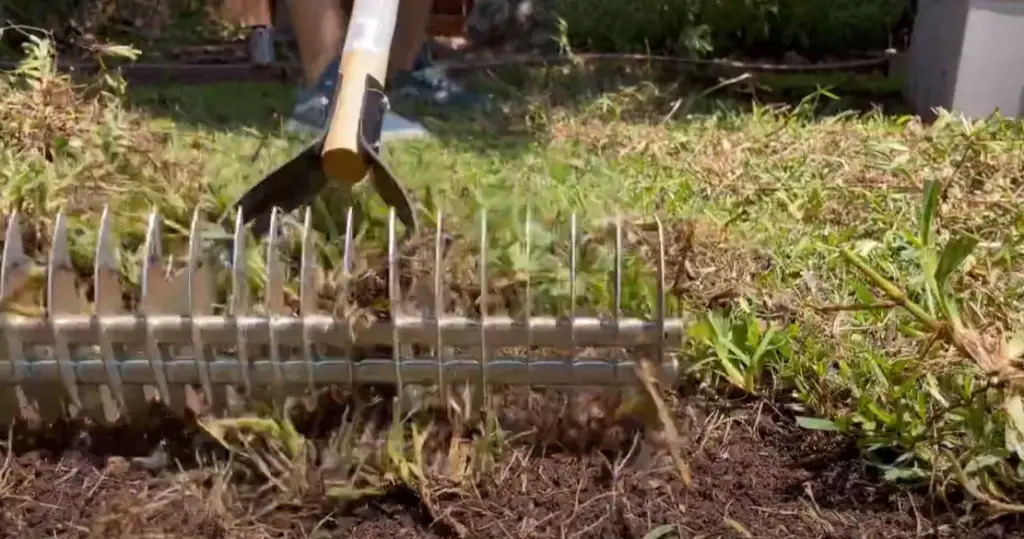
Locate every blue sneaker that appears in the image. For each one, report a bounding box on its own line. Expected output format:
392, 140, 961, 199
399, 40, 485, 107
284, 44, 483, 135
390, 66, 486, 108
284, 56, 341, 135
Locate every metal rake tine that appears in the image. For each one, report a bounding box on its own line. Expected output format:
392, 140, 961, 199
613, 215, 624, 379
94, 206, 132, 417
265, 207, 285, 401
47, 212, 84, 415
0, 212, 29, 303
187, 208, 216, 411
1, 212, 33, 423
434, 209, 445, 401
1, 212, 26, 280
230, 207, 253, 398
299, 207, 317, 394
568, 212, 577, 379
342, 206, 354, 385
479, 210, 489, 409
387, 207, 403, 402
524, 208, 532, 384
614, 215, 622, 319
654, 216, 667, 375
140, 210, 173, 408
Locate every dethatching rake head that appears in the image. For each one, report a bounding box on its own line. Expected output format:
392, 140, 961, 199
0, 206, 686, 425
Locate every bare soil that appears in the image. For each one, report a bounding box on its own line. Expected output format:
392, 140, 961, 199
1, 391, 1019, 539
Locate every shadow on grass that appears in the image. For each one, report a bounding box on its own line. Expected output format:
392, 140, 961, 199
126, 80, 295, 132
387, 62, 912, 160
123, 61, 912, 163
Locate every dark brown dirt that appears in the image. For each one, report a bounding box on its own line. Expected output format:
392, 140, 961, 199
1, 393, 1020, 539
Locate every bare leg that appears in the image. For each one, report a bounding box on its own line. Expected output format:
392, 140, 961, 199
287, 0, 346, 88
389, 0, 434, 78
386, 0, 481, 107
288, 0, 429, 85
284, 0, 475, 134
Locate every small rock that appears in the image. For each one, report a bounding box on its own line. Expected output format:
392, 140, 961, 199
106, 456, 130, 475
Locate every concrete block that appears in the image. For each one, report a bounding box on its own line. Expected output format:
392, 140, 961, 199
905, 0, 1024, 120
382, 112, 432, 142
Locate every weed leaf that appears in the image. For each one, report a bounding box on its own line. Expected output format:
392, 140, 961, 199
935, 235, 979, 289
1005, 395, 1024, 460
963, 454, 1004, 475
796, 416, 840, 431
919, 180, 941, 245
1006, 334, 1024, 361
883, 466, 928, 482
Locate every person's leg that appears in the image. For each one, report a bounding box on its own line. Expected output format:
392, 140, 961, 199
283, 0, 347, 133
284, 0, 483, 134
388, 0, 483, 107
287, 0, 345, 88
387, 0, 434, 77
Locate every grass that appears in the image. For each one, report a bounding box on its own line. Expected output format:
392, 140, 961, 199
2, 35, 1024, 533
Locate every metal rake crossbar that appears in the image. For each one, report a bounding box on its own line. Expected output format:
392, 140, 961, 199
0, 206, 685, 424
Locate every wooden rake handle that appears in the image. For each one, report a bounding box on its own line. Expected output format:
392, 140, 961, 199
320, 0, 400, 184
